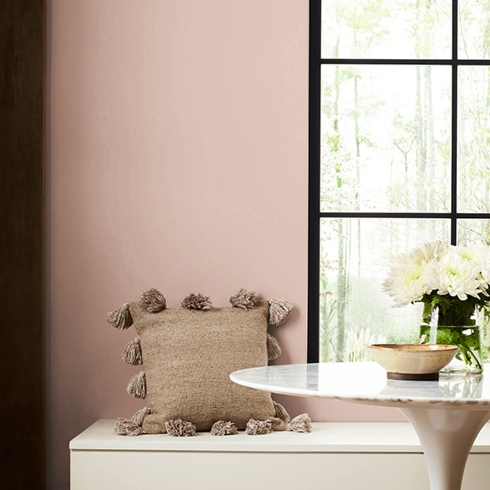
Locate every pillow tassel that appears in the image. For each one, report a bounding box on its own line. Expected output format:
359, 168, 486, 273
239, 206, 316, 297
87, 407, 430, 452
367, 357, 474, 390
267, 333, 282, 361
126, 371, 146, 399
121, 337, 143, 365
114, 417, 142, 436
114, 407, 151, 436
131, 406, 151, 426
287, 413, 312, 433
268, 299, 294, 326
165, 419, 197, 437
229, 288, 258, 309
246, 418, 273, 435
181, 292, 213, 310
140, 288, 166, 313
107, 303, 133, 329
210, 420, 238, 436
273, 401, 291, 424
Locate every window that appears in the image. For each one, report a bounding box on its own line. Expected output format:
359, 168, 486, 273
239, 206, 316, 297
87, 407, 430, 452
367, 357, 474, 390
308, 0, 490, 363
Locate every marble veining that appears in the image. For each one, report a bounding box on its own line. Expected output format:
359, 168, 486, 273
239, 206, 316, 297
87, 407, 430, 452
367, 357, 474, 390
230, 362, 490, 408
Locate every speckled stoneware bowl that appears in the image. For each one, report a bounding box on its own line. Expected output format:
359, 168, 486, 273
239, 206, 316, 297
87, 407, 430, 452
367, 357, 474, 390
368, 344, 459, 380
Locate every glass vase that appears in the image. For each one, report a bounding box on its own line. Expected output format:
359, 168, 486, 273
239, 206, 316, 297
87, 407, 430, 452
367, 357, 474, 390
418, 303, 484, 375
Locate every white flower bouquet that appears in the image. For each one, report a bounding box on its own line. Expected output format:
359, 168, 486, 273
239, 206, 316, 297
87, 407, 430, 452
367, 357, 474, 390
382, 241, 490, 309
382, 241, 490, 372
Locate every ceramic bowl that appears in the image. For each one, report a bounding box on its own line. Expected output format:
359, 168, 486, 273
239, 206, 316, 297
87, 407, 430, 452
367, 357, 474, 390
368, 344, 459, 380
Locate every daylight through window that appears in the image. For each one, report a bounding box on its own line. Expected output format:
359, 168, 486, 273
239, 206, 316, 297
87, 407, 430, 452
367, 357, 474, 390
308, 0, 490, 363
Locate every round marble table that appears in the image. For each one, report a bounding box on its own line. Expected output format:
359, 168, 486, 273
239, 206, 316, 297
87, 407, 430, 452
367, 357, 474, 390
230, 362, 490, 490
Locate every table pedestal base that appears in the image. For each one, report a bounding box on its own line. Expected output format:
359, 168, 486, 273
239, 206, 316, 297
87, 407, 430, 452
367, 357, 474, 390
400, 407, 490, 490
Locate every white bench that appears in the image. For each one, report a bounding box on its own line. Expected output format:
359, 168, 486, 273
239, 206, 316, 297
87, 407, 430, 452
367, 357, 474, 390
70, 419, 490, 490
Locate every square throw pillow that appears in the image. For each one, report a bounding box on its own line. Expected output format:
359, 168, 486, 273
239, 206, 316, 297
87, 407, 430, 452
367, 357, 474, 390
107, 288, 311, 436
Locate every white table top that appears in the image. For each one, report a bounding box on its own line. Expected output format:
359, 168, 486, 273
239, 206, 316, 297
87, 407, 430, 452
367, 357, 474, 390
230, 362, 490, 409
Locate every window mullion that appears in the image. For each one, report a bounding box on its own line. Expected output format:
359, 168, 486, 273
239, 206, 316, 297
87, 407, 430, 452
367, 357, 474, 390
451, 0, 458, 244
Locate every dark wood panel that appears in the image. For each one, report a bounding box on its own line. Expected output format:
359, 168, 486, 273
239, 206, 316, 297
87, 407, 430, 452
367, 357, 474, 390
0, 1, 45, 489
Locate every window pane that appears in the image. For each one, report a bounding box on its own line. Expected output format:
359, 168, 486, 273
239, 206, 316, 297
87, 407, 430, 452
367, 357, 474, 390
459, 0, 490, 59
319, 218, 449, 363
458, 67, 490, 213
320, 65, 451, 212
321, 0, 451, 60
458, 219, 490, 246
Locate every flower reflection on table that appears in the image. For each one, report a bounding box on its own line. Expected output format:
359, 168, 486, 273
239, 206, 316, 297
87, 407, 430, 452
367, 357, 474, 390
379, 375, 484, 401
439, 374, 483, 399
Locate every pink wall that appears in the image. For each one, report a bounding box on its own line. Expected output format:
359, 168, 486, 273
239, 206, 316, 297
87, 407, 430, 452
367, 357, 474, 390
47, 0, 402, 488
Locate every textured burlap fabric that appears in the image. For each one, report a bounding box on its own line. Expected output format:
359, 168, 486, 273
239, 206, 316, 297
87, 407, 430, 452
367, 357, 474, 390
128, 300, 281, 433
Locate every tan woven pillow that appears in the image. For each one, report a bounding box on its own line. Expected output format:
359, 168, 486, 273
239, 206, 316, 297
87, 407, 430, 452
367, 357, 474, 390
107, 288, 310, 436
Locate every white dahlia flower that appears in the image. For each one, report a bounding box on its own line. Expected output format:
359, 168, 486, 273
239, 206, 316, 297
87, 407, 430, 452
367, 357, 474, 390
382, 259, 428, 307
436, 248, 483, 300
382, 241, 490, 307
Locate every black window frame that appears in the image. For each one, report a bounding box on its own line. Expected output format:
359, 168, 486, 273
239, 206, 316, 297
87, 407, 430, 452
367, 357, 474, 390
307, 0, 490, 363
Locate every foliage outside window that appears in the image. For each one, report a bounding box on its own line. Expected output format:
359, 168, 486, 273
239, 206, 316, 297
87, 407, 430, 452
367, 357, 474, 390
309, 0, 490, 363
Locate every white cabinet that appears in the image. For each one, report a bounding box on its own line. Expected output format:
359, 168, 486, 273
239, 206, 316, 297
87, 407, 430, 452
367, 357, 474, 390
70, 419, 490, 490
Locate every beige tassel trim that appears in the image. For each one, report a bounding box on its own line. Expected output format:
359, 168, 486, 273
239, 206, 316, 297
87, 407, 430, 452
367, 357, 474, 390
267, 334, 282, 361
229, 288, 258, 310
140, 288, 166, 313
268, 299, 294, 326
165, 419, 196, 437
181, 292, 213, 310
114, 417, 143, 436
121, 337, 143, 365
114, 407, 151, 436
131, 407, 151, 426
273, 401, 291, 424
210, 420, 238, 436
107, 303, 133, 329
246, 418, 272, 435
287, 413, 312, 433
126, 371, 146, 399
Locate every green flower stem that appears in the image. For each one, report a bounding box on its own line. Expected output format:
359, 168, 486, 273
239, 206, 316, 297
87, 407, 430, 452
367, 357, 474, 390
419, 325, 482, 371
465, 346, 483, 371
